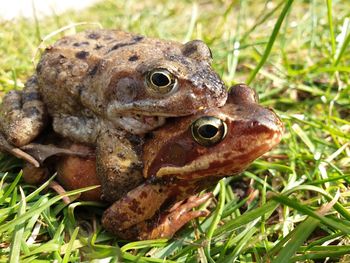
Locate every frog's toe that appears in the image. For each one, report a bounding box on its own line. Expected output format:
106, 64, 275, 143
10, 148, 40, 167
140, 192, 213, 240
20, 143, 93, 165
0, 133, 40, 167
169, 192, 213, 213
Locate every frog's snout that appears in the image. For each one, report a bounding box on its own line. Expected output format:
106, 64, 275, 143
256, 107, 284, 134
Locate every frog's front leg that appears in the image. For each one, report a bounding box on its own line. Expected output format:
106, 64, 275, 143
102, 183, 212, 240
0, 76, 47, 165
0, 76, 47, 146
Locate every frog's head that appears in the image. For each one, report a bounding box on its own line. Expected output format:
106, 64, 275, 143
105, 40, 228, 134
143, 84, 284, 180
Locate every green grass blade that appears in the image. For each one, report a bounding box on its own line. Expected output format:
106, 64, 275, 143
272, 194, 350, 234
0, 185, 98, 233
240, 1, 284, 42
9, 187, 26, 263
62, 227, 79, 263
121, 239, 169, 252
272, 217, 319, 263
214, 201, 278, 236
0, 171, 22, 204
22, 243, 61, 258
247, 0, 294, 84
183, 3, 198, 42
326, 0, 336, 60
334, 18, 350, 66
205, 179, 226, 262
283, 185, 350, 220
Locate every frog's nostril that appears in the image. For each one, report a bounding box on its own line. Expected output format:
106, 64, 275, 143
250, 121, 260, 127
258, 109, 283, 133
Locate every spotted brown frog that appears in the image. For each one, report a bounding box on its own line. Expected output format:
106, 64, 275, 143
0, 29, 227, 165
55, 84, 283, 240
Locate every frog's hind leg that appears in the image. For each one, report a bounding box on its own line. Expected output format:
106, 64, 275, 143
140, 193, 212, 240
96, 129, 144, 202
102, 182, 213, 240
0, 75, 47, 147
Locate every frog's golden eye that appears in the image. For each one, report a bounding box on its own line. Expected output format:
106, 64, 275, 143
191, 116, 227, 147
146, 69, 177, 94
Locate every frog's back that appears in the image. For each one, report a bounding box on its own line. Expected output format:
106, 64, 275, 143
36, 29, 182, 115
36, 29, 227, 132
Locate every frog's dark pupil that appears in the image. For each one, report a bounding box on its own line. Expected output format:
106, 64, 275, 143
151, 73, 170, 87
198, 124, 218, 139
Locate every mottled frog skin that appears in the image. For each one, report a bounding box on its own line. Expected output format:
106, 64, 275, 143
0, 29, 227, 164
53, 84, 284, 240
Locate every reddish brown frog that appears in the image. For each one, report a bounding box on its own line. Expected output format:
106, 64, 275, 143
54, 84, 283, 240
0, 29, 227, 166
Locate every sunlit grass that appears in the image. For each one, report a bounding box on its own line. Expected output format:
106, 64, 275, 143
0, 0, 349, 262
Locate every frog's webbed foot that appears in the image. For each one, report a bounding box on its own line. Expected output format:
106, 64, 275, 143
137, 192, 212, 240
102, 182, 213, 240
20, 143, 94, 165
0, 133, 40, 167
0, 76, 47, 147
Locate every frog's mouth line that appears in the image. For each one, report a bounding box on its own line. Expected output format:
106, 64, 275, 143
128, 114, 166, 126
106, 97, 216, 118
111, 114, 166, 134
